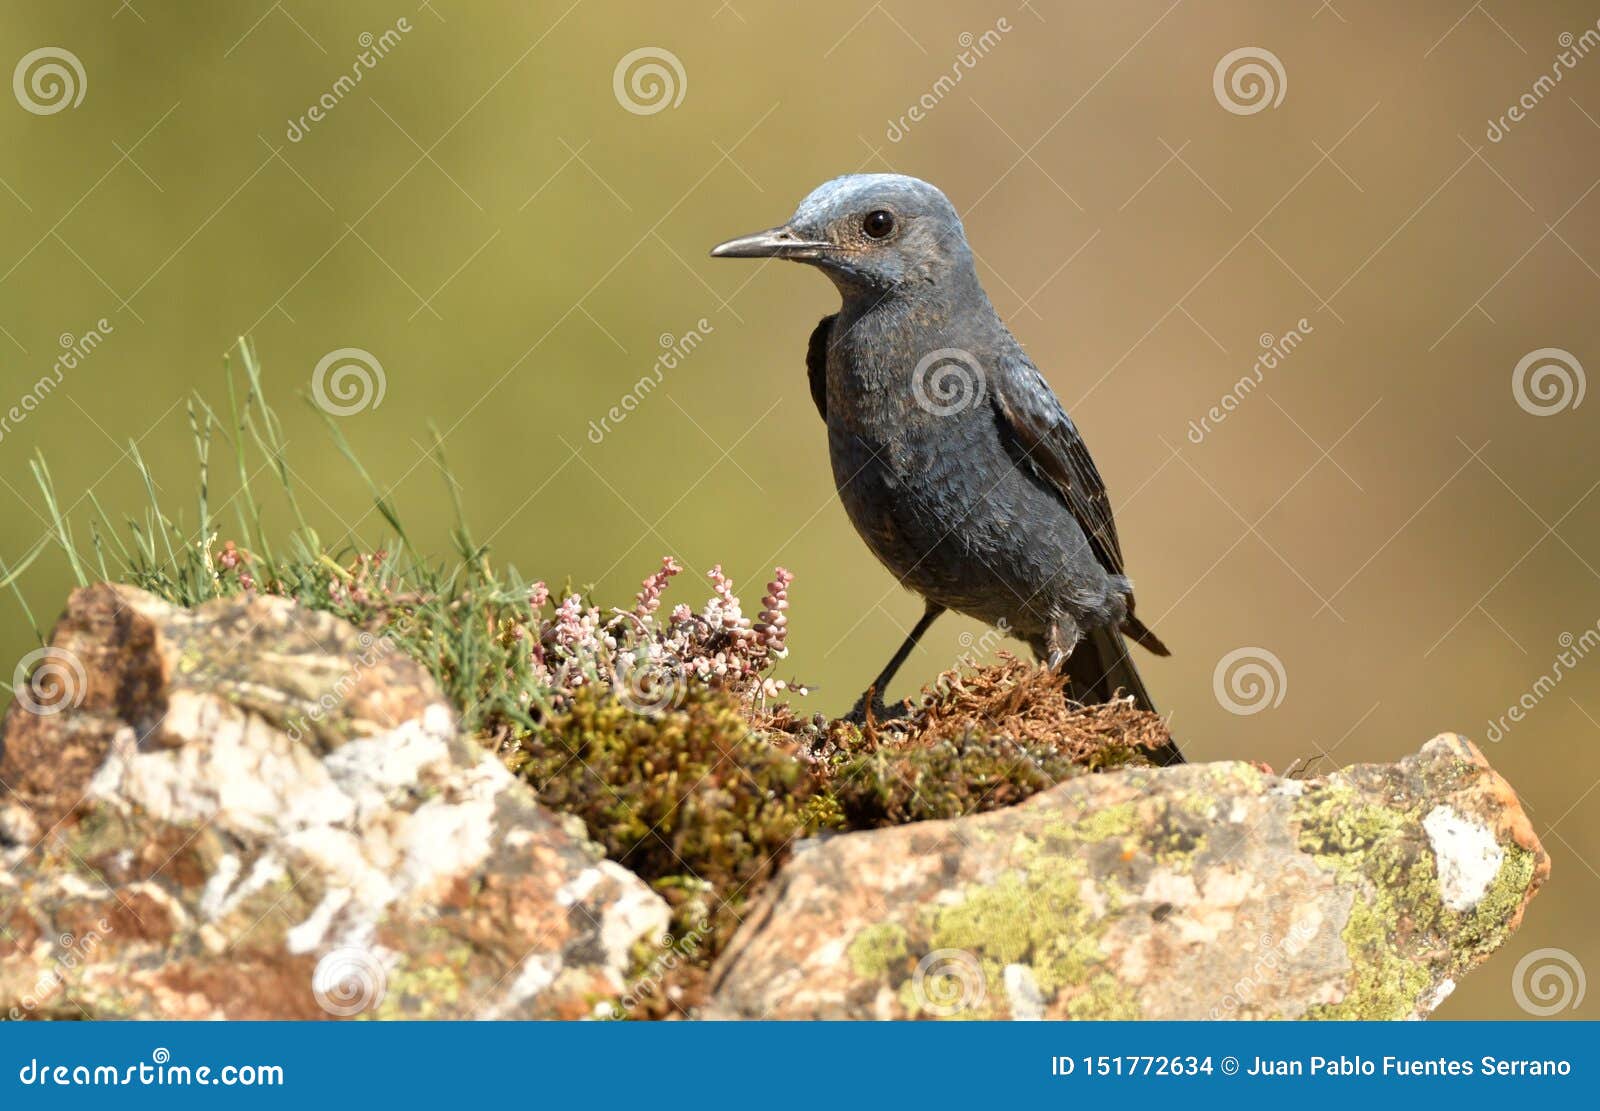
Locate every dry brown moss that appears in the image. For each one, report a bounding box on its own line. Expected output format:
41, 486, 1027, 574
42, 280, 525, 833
813, 655, 1172, 828
879, 654, 1171, 758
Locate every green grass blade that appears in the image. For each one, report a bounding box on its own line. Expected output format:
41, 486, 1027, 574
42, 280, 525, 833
29, 455, 87, 585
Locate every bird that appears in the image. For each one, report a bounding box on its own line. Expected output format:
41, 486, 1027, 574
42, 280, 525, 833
711, 173, 1180, 764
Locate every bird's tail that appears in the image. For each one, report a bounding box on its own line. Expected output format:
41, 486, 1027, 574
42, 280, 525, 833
1066, 626, 1184, 766
1122, 610, 1169, 656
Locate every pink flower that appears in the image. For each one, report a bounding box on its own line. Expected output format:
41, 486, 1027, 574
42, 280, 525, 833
755, 567, 793, 654
519, 556, 807, 712
634, 556, 682, 618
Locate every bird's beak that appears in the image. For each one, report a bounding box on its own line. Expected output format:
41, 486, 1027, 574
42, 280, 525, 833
709, 225, 831, 260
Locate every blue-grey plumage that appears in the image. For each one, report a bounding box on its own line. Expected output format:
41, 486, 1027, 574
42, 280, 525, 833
712, 174, 1178, 763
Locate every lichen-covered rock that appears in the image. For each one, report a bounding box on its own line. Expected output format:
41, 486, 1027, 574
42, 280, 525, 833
706, 736, 1547, 1020
0, 585, 668, 1020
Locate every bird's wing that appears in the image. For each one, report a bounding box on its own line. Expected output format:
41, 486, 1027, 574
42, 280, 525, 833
990, 350, 1125, 578
804, 314, 835, 422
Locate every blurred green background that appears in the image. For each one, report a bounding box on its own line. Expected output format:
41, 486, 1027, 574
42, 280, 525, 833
2, 1, 1597, 1019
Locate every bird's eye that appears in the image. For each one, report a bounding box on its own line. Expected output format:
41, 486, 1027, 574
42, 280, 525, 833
862, 210, 895, 239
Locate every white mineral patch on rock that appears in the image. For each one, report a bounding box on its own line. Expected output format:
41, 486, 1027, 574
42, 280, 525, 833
198, 853, 242, 921
596, 862, 673, 969
1418, 976, 1456, 1015
482, 952, 563, 1018
1004, 964, 1045, 1021
285, 887, 353, 954
1423, 805, 1504, 911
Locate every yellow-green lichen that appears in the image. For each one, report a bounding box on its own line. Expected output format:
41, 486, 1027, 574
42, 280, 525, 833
1294, 775, 1538, 1019
922, 843, 1105, 1004
1306, 896, 1430, 1019
1294, 784, 1409, 870
1452, 845, 1536, 958
1219, 762, 1266, 793
1295, 784, 1440, 1017
1064, 971, 1142, 1020
1074, 801, 1140, 845
881, 792, 1222, 1016
848, 923, 909, 979
372, 933, 475, 1019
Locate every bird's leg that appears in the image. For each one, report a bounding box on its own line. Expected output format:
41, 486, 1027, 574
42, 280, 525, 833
846, 603, 945, 723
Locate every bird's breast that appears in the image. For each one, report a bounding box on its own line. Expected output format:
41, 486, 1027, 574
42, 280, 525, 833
827, 407, 997, 558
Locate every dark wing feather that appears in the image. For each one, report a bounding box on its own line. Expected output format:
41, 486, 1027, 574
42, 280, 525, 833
804, 314, 835, 422
990, 351, 1124, 577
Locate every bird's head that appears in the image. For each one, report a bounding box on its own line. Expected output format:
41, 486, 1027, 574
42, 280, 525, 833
710, 173, 973, 297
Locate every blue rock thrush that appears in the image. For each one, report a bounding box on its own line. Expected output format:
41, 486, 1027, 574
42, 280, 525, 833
712, 173, 1179, 763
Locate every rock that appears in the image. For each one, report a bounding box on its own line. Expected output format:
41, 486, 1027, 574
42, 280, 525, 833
2, 585, 1551, 1022
0, 585, 668, 1019
707, 736, 1547, 1020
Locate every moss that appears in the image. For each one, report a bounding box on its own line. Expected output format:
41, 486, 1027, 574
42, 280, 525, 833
508, 685, 822, 965
845, 655, 1175, 768
848, 923, 909, 979
510, 710, 1163, 1019
505, 666, 1164, 1015
825, 735, 1088, 829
